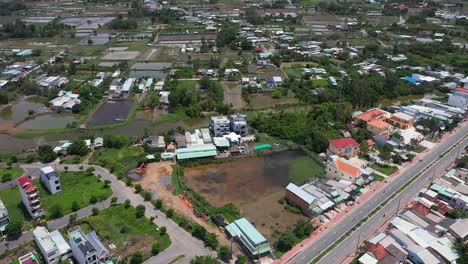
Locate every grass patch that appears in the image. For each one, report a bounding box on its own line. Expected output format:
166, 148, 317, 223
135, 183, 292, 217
0, 186, 32, 228
153, 109, 187, 125
36, 171, 112, 219
284, 67, 303, 79
373, 174, 385, 181
288, 156, 325, 185
414, 145, 426, 153
80, 204, 171, 259
0, 166, 23, 182
370, 164, 398, 175
311, 79, 329, 87
90, 147, 145, 178
61, 155, 86, 165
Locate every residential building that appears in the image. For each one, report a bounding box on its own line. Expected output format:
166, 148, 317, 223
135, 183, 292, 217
326, 158, 362, 182
33, 226, 71, 264
367, 119, 392, 135
40, 166, 61, 194
387, 112, 415, 129
448, 87, 468, 109
354, 108, 390, 124
285, 183, 317, 216
327, 138, 360, 159
225, 218, 272, 258
143, 136, 166, 151
18, 176, 44, 220
68, 227, 110, 264
449, 219, 468, 241
18, 253, 39, 264
0, 199, 10, 233
210, 116, 230, 137
230, 114, 248, 135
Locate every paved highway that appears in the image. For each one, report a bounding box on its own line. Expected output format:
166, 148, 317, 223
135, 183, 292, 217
288, 122, 468, 264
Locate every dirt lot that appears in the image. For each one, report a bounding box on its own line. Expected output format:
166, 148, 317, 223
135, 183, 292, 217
184, 151, 309, 239
223, 81, 245, 109
249, 93, 299, 109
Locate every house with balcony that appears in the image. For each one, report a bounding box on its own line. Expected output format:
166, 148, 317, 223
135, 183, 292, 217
68, 227, 110, 264
33, 226, 71, 264
0, 199, 10, 233
327, 138, 360, 159
387, 112, 415, 129
210, 116, 230, 137
448, 87, 468, 109
230, 114, 249, 135
40, 166, 61, 194
18, 176, 44, 220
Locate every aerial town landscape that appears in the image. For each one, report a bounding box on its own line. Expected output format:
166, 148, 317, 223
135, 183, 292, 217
0, 0, 467, 264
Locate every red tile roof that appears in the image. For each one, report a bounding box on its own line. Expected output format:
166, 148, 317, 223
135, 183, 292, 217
356, 109, 387, 122
368, 244, 389, 261
411, 202, 430, 216
367, 139, 376, 146
335, 159, 361, 177
17, 175, 32, 187
330, 138, 359, 149
368, 119, 391, 129
455, 87, 468, 94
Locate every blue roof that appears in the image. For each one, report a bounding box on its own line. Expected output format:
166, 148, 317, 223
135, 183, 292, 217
402, 76, 418, 84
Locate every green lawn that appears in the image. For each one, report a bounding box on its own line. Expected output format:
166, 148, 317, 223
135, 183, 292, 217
0, 186, 31, 225
0, 166, 24, 182
311, 79, 329, 87
36, 171, 112, 219
288, 156, 325, 185
371, 164, 398, 175
284, 67, 303, 79
153, 109, 187, 125
414, 145, 426, 153
90, 147, 145, 178
81, 204, 171, 258
373, 175, 385, 181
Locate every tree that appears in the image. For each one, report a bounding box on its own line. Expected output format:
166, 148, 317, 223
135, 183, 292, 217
130, 252, 143, 264
124, 199, 131, 208
68, 139, 89, 156
236, 255, 247, 264
204, 232, 219, 250
89, 196, 98, 204
379, 145, 393, 164
218, 245, 231, 261
92, 207, 99, 215
143, 191, 152, 201
293, 219, 313, 239
154, 199, 163, 209
159, 226, 167, 236
360, 140, 369, 157
453, 238, 468, 264
50, 204, 64, 219
5, 220, 22, 238
166, 208, 174, 218
87, 39, 93, 45
275, 231, 297, 252
151, 243, 160, 255
134, 184, 142, 193
135, 205, 146, 218
190, 256, 220, 264
38, 145, 57, 163
71, 201, 80, 212
111, 197, 118, 205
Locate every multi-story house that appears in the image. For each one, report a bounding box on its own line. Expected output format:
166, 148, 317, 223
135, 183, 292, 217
17, 176, 44, 220
210, 116, 230, 137
40, 166, 61, 194
0, 199, 10, 232
386, 112, 415, 129
68, 227, 110, 264
326, 158, 362, 183
33, 226, 71, 264
230, 114, 248, 135
448, 87, 468, 109
327, 138, 360, 159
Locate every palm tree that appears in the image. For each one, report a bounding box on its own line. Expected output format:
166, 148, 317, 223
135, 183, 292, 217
453, 238, 468, 263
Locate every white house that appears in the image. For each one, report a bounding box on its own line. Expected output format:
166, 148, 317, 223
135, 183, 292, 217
33, 226, 71, 264
448, 87, 468, 109
40, 166, 61, 194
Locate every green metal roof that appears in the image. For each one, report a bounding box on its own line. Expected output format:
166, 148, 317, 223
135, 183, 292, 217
226, 218, 272, 256
213, 137, 230, 148
176, 145, 218, 160
253, 144, 272, 150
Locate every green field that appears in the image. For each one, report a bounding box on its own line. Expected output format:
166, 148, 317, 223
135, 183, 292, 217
90, 147, 145, 178
0, 166, 24, 182
311, 79, 329, 87
0, 186, 31, 225
288, 156, 325, 185
81, 204, 171, 258
284, 67, 303, 79
371, 164, 398, 175
414, 145, 426, 153
37, 171, 112, 219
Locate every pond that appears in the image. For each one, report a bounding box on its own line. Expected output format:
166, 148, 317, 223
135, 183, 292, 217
0, 97, 46, 123
17, 114, 79, 129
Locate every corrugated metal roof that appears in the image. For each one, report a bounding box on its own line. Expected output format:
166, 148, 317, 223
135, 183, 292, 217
176, 144, 218, 160
225, 218, 271, 255
286, 183, 316, 204
253, 144, 271, 150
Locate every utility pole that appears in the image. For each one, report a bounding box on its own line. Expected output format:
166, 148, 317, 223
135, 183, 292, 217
355, 231, 361, 255
395, 198, 401, 216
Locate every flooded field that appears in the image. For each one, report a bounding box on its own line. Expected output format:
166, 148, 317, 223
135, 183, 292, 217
184, 151, 323, 239
87, 99, 134, 126
17, 114, 78, 129
0, 97, 46, 123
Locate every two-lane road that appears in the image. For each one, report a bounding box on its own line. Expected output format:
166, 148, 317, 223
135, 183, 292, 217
288, 123, 468, 264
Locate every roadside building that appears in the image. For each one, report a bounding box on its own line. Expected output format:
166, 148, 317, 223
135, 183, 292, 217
225, 218, 272, 258
33, 226, 71, 264
285, 183, 317, 216
17, 175, 44, 220
0, 199, 10, 233
176, 144, 218, 160
230, 114, 249, 135
326, 158, 362, 182
144, 136, 166, 151
448, 87, 468, 109
355, 108, 390, 124
328, 138, 359, 159
40, 166, 62, 194
387, 112, 415, 129
210, 116, 230, 137
449, 219, 468, 241
68, 227, 110, 264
